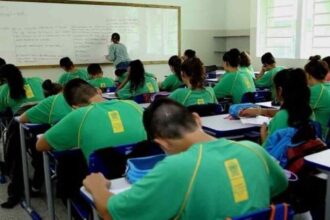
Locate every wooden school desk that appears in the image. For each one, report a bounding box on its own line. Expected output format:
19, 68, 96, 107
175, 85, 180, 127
305, 149, 330, 220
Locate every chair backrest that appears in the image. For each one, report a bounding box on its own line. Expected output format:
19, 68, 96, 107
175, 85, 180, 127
187, 103, 224, 117
150, 92, 170, 102
101, 87, 117, 93
133, 93, 155, 103
217, 97, 233, 113
88, 140, 164, 179
241, 91, 272, 103
228, 203, 293, 220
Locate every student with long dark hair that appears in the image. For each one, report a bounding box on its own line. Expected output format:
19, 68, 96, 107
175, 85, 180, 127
213, 48, 256, 103
239, 51, 255, 80
304, 55, 330, 138
169, 57, 217, 106
0, 64, 45, 208
116, 60, 159, 99
261, 68, 312, 144
255, 52, 284, 100
58, 57, 88, 85
160, 55, 183, 92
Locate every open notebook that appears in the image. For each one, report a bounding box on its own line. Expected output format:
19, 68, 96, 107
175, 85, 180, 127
240, 116, 270, 126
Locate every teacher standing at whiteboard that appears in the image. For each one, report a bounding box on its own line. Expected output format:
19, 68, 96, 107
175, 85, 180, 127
106, 33, 131, 70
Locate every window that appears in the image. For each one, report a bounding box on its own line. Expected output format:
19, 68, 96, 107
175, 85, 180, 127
257, 0, 330, 59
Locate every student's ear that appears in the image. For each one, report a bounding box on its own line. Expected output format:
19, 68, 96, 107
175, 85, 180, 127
192, 112, 202, 128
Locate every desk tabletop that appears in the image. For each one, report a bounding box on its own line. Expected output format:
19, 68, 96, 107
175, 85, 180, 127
80, 177, 131, 203
201, 114, 259, 131
305, 149, 330, 172
256, 102, 281, 110
102, 92, 117, 100
139, 103, 150, 108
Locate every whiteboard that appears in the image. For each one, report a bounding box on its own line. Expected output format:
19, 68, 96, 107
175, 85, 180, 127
0, 1, 180, 67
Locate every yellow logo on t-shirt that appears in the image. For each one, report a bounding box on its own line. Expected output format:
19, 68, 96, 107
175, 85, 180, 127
24, 85, 35, 99
244, 79, 252, 89
100, 83, 106, 88
225, 159, 249, 203
146, 82, 154, 93
197, 99, 205, 105
108, 111, 124, 133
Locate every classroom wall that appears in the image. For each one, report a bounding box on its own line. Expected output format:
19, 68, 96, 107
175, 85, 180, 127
18, 0, 227, 82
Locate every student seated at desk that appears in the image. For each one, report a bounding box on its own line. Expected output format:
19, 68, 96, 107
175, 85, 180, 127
304, 55, 330, 139
159, 55, 183, 92
116, 60, 159, 99
87, 63, 115, 91
213, 49, 256, 104
83, 98, 288, 220
36, 79, 146, 160
169, 57, 217, 106
42, 79, 63, 97
239, 51, 255, 80
0, 64, 45, 208
255, 52, 284, 100
58, 57, 88, 85
260, 69, 313, 145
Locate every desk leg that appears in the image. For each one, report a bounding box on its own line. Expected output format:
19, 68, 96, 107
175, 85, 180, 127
19, 124, 30, 207
43, 152, 55, 220
326, 171, 330, 220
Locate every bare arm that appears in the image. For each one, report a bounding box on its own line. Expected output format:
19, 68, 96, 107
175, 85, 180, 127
36, 135, 52, 152
19, 113, 29, 124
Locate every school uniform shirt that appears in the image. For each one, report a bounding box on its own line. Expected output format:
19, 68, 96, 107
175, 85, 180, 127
160, 74, 183, 92
58, 69, 88, 85
25, 94, 72, 125
43, 100, 147, 160
213, 71, 256, 104
116, 72, 128, 84
255, 66, 284, 99
264, 110, 289, 145
310, 83, 330, 138
117, 76, 159, 99
0, 77, 45, 113
108, 139, 288, 220
88, 77, 115, 89
240, 66, 255, 79
169, 87, 218, 107
107, 43, 130, 67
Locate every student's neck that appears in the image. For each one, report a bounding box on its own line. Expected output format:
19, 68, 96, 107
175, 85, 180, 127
181, 130, 216, 151
226, 67, 238, 72
309, 78, 325, 86
69, 67, 76, 73
92, 74, 103, 79
89, 95, 106, 103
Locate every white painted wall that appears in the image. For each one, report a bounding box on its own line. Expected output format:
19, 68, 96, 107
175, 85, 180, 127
15, 0, 227, 82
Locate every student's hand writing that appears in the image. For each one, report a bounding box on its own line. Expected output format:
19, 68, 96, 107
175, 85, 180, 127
239, 108, 259, 117
83, 173, 111, 194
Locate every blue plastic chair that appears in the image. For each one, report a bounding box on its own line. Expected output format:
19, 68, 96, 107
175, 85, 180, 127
150, 92, 170, 102
133, 93, 155, 104
102, 86, 116, 93
228, 203, 294, 220
187, 103, 225, 117
241, 90, 272, 103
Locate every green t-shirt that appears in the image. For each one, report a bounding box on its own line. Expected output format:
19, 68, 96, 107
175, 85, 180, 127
88, 77, 115, 89
108, 139, 288, 220
116, 72, 128, 84
255, 66, 284, 99
44, 100, 147, 159
160, 74, 183, 92
145, 72, 157, 80
213, 71, 256, 104
0, 77, 45, 113
26, 94, 72, 125
169, 87, 218, 107
58, 69, 88, 85
117, 76, 159, 99
310, 83, 330, 138
240, 66, 255, 79
264, 110, 289, 145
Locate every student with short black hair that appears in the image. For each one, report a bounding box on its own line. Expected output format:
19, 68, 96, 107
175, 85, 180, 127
0, 57, 6, 67
87, 64, 115, 91
116, 60, 159, 99
255, 52, 284, 99
83, 98, 288, 220
169, 57, 217, 106
159, 55, 183, 92
36, 79, 146, 160
106, 33, 131, 70
182, 49, 196, 61
213, 48, 256, 103
58, 57, 88, 85
322, 56, 330, 81
261, 68, 312, 144
304, 55, 330, 138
